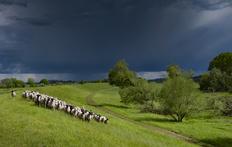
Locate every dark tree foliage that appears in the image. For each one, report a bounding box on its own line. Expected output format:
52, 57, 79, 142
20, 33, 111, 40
208, 52, 232, 76
80, 79, 85, 84
206, 94, 232, 117
209, 68, 232, 92
199, 73, 211, 90
199, 68, 232, 92
119, 78, 158, 105
40, 79, 49, 85
0, 78, 26, 88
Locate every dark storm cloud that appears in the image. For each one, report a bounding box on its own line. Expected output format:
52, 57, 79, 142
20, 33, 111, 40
0, 0, 232, 81
176, 0, 232, 11
0, 0, 27, 7
7, 16, 51, 26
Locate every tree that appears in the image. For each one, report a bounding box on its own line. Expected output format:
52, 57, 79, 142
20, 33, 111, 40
108, 59, 137, 88
119, 78, 159, 110
159, 76, 200, 122
109, 60, 160, 108
208, 52, 232, 76
102, 78, 108, 83
28, 78, 35, 87
40, 79, 49, 85
165, 63, 181, 78
97, 79, 102, 83
209, 68, 232, 92
158, 63, 199, 122
1, 78, 13, 88
199, 72, 211, 90
165, 63, 195, 79
80, 79, 85, 84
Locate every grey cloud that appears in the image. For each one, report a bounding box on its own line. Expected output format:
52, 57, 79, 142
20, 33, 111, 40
24, 17, 51, 26
0, 0, 27, 7
176, 0, 232, 11
7, 16, 51, 26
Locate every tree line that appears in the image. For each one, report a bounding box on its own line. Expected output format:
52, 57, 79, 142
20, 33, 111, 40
0, 77, 109, 88
108, 52, 232, 122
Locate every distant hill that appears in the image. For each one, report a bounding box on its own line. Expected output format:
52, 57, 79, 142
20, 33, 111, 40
148, 75, 202, 83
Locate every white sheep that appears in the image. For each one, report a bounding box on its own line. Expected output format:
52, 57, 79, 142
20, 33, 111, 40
66, 104, 71, 114
22, 92, 25, 98
58, 101, 66, 111
11, 91, 16, 97
34, 94, 41, 106
99, 116, 109, 124
83, 110, 94, 122
50, 99, 56, 110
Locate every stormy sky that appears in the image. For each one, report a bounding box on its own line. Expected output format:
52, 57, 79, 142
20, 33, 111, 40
0, 0, 232, 82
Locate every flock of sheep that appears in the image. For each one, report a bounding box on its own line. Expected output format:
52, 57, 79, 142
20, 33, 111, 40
17, 90, 109, 124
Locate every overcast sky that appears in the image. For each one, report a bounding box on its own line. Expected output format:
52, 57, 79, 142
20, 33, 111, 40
0, 0, 232, 82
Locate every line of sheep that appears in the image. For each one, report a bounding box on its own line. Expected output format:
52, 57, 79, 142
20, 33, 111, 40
21, 90, 109, 124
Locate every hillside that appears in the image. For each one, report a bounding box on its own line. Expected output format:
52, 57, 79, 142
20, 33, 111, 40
0, 84, 196, 147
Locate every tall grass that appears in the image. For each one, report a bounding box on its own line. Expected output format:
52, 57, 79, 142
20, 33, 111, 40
0, 84, 196, 147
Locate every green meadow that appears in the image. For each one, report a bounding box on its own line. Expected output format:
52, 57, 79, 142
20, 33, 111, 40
0, 84, 197, 147
92, 83, 232, 147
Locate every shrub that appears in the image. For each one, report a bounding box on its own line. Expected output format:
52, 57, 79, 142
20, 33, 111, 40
209, 68, 232, 92
199, 72, 211, 90
206, 94, 232, 117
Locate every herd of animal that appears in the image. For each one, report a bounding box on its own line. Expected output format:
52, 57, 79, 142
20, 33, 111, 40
11, 90, 109, 124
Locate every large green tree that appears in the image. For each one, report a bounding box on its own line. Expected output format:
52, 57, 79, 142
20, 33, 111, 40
108, 59, 137, 88
208, 52, 232, 76
109, 60, 159, 108
158, 63, 199, 122
159, 76, 200, 122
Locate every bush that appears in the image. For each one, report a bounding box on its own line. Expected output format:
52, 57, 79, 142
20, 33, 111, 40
199, 72, 211, 90
199, 68, 232, 92
209, 68, 232, 92
206, 94, 232, 117
228, 87, 232, 94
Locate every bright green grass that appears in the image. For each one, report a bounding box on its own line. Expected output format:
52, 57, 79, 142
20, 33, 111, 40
93, 87, 232, 147
0, 84, 196, 147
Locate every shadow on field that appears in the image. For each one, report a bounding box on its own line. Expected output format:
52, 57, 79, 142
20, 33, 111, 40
201, 137, 232, 147
134, 117, 175, 122
99, 104, 129, 109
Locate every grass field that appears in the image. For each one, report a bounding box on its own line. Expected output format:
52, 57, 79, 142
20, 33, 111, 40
0, 83, 197, 147
92, 84, 232, 147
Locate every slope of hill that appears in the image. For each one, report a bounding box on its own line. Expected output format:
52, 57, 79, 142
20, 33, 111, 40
0, 84, 196, 147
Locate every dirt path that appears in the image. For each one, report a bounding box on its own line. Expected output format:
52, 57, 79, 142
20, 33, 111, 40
85, 88, 216, 147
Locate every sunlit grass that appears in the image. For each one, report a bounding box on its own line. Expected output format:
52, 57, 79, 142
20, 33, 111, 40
93, 85, 232, 147
0, 84, 196, 147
